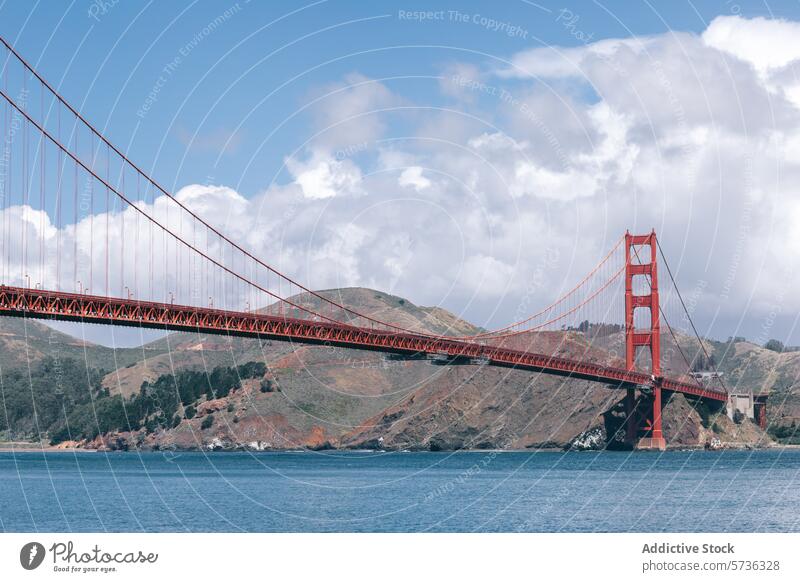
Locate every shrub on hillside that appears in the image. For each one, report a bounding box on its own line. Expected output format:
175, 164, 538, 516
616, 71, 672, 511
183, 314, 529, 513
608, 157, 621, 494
237, 361, 267, 379
765, 339, 784, 353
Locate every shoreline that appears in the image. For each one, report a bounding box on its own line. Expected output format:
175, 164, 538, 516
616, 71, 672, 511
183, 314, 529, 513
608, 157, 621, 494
0, 442, 792, 453
0, 441, 97, 453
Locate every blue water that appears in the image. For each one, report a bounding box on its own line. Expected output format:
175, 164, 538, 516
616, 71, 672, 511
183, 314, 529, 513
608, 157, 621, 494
1, 449, 799, 532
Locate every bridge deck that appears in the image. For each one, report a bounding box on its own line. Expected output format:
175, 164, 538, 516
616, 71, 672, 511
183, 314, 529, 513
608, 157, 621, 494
0, 285, 727, 402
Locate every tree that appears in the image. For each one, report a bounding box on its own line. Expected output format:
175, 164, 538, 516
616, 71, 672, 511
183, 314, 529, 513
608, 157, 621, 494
94, 396, 130, 434
691, 355, 707, 373
765, 339, 785, 353
209, 366, 240, 398
184, 405, 197, 419
237, 361, 267, 379
201, 415, 214, 430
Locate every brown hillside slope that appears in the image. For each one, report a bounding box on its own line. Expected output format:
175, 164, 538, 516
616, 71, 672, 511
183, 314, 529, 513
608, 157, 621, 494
86, 289, 771, 451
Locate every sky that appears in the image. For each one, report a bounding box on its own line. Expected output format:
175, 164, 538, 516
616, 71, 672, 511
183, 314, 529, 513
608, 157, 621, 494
2, 0, 800, 347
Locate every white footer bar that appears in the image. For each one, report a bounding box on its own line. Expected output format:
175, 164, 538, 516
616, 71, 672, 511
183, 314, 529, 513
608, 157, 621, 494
1, 533, 798, 581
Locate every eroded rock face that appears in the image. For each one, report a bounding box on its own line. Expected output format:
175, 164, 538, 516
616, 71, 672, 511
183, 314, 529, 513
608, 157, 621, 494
661, 392, 770, 449
197, 398, 228, 416
662, 393, 705, 447
341, 366, 623, 451
566, 426, 606, 451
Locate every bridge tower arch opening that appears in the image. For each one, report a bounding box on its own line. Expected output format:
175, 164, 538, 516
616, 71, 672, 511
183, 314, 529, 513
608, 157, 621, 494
624, 230, 666, 451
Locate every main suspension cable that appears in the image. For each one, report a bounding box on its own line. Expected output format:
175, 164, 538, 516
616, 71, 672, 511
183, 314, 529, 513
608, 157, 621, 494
656, 238, 727, 391
630, 242, 704, 388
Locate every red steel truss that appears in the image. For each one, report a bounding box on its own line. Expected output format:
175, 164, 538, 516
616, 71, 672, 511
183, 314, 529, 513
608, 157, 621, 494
0, 284, 727, 403
624, 231, 667, 450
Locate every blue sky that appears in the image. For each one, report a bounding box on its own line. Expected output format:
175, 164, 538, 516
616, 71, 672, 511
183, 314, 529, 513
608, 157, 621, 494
4, 1, 800, 347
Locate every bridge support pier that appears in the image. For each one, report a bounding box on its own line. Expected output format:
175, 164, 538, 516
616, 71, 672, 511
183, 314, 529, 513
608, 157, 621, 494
624, 231, 666, 451
624, 385, 666, 451
636, 385, 666, 451
625, 388, 637, 443
754, 395, 768, 431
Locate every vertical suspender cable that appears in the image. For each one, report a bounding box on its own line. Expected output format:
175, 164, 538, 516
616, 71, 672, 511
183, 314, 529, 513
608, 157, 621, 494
73, 128, 77, 291
39, 85, 44, 287
105, 142, 109, 297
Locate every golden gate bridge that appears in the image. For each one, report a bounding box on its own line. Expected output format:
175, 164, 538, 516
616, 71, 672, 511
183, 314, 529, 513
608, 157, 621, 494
0, 37, 763, 450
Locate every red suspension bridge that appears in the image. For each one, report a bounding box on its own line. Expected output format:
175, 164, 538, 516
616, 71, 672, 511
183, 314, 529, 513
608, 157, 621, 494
0, 37, 762, 450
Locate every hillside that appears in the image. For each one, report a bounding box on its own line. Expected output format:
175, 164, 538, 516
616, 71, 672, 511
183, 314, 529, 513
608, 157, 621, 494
99, 288, 485, 398
709, 339, 800, 436
0, 316, 154, 372
0, 287, 791, 451
95, 288, 488, 450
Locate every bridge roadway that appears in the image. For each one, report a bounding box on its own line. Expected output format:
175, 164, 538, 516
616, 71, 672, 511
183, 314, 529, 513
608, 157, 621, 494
0, 285, 726, 402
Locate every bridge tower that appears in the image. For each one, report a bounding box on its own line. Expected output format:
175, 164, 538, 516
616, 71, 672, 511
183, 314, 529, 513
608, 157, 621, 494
624, 230, 666, 451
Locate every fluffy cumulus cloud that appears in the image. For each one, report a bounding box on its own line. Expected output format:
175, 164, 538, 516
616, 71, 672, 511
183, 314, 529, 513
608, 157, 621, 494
270, 14, 800, 341
702, 15, 800, 74
10, 15, 800, 341
398, 167, 431, 191
285, 151, 364, 200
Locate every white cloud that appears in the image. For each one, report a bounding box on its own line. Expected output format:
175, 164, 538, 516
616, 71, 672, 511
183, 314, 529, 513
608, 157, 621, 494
459, 254, 516, 299
286, 152, 363, 199
468, 132, 527, 152
305, 73, 405, 150
512, 162, 599, 200
702, 15, 800, 74
498, 37, 654, 79
175, 183, 246, 211
439, 62, 484, 101
702, 15, 800, 110
398, 166, 431, 191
